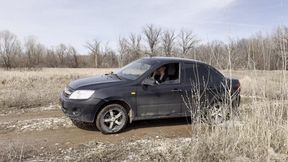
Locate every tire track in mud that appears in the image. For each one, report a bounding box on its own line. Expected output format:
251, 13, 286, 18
0, 105, 193, 146
0, 117, 73, 133
0, 105, 73, 133
0, 116, 193, 159
0, 105, 246, 161
0, 104, 245, 135
0, 110, 63, 123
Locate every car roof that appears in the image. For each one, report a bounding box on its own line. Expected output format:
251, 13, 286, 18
141, 56, 204, 64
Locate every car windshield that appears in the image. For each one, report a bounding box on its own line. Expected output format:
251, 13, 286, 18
115, 60, 152, 80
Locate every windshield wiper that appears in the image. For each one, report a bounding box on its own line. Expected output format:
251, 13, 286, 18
113, 73, 121, 80
107, 72, 121, 80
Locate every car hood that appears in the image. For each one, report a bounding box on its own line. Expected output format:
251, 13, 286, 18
68, 74, 124, 90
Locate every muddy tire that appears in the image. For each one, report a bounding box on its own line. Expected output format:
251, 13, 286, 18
96, 104, 128, 134
206, 102, 228, 125
228, 99, 241, 120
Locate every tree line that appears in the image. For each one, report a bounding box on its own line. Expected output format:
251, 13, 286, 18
0, 24, 287, 70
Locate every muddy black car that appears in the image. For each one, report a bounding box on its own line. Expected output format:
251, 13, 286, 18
60, 57, 241, 134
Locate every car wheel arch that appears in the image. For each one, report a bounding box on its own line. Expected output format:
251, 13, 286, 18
94, 99, 134, 123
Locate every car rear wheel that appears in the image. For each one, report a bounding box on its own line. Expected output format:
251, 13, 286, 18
96, 104, 128, 134
206, 102, 228, 125
228, 96, 241, 119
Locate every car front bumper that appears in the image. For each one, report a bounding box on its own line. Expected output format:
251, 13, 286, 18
60, 93, 103, 123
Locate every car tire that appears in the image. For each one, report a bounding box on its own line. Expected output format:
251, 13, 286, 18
228, 96, 241, 119
232, 95, 241, 108
206, 101, 228, 125
96, 104, 128, 134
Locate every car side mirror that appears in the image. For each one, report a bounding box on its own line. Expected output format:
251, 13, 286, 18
142, 78, 158, 86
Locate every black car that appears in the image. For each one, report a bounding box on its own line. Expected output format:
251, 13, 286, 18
60, 57, 241, 134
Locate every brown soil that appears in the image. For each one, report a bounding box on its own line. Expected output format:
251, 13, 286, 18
0, 106, 192, 159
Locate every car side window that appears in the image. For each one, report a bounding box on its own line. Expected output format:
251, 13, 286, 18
150, 63, 180, 84
184, 63, 206, 85
184, 63, 215, 84
183, 63, 223, 86
208, 67, 223, 85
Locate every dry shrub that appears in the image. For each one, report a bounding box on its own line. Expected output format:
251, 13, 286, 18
183, 69, 288, 161
222, 70, 288, 100
185, 100, 288, 161
1, 68, 288, 161
0, 68, 114, 110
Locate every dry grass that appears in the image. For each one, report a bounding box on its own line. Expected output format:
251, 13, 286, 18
0, 68, 288, 161
184, 100, 288, 161
185, 70, 288, 161
222, 70, 288, 100
1, 68, 287, 110
0, 68, 113, 110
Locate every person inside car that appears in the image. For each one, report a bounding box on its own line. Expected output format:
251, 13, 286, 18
152, 65, 167, 83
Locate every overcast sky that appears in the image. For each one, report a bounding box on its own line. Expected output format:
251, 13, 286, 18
0, 0, 287, 54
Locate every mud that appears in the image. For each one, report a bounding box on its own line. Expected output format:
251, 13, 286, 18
0, 105, 193, 161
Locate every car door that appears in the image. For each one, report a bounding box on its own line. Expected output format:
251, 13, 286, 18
205, 66, 226, 104
182, 62, 205, 115
181, 62, 225, 115
136, 62, 183, 117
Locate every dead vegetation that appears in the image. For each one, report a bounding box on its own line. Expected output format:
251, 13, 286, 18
1, 68, 287, 110
0, 68, 288, 161
1, 25, 287, 70
222, 70, 288, 100
0, 68, 113, 110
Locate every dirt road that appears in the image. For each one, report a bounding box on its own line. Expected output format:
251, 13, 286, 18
0, 105, 193, 160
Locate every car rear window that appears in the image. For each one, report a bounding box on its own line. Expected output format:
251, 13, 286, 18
183, 63, 223, 85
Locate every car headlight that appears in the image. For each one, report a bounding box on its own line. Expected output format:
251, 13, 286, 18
69, 90, 95, 100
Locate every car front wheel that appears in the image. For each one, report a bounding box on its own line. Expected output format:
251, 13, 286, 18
96, 104, 128, 134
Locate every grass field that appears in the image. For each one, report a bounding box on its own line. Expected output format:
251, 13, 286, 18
0, 68, 113, 111
0, 68, 288, 161
1, 68, 287, 109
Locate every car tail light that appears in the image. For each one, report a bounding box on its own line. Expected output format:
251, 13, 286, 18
235, 81, 241, 92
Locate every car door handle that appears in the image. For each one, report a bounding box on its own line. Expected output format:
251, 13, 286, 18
171, 89, 182, 92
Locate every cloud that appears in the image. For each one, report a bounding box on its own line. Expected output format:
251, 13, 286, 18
0, 0, 237, 53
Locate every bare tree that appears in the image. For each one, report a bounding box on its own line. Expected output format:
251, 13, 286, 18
208, 41, 227, 69
118, 34, 142, 65
36, 44, 46, 66
273, 26, 288, 70
143, 24, 161, 56
128, 33, 142, 59
68, 46, 79, 68
179, 30, 198, 57
118, 37, 129, 66
86, 40, 101, 68
102, 45, 119, 68
129, 34, 142, 53
162, 30, 176, 56
24, 37, 45, 68
0, 31, 21, 69
55, 44, 67, 66
45, 49, 58, 67
24, 37, 37, 68
1, 24, 288, 70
